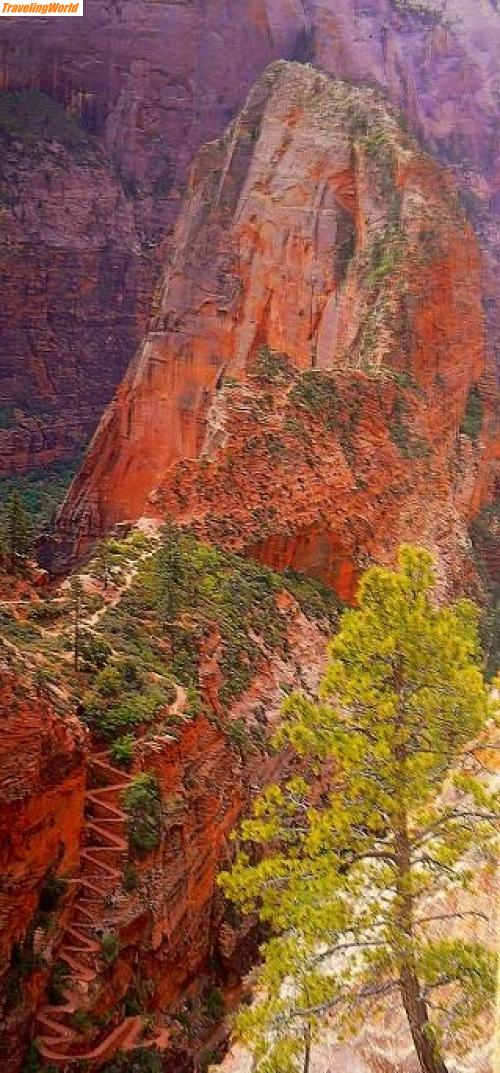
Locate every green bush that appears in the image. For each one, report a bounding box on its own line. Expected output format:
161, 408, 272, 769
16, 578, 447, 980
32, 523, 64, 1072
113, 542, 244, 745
123, 863, 139, 893
111, 735, 136, 769
122, 773, 163, 858
289, 371, 338, 431
79, 632, 112, 671
22, 1042, 58, 1073
46, 960, 70, 1006
227, 718, 252, 756
82, 658, 169, 740
460, 384, 484, 441
101, 931, 120, 967
366, 223, 403, 287
0, 89, 94, 154
252, 345, 294, 386
202, 985, 225, 1022
0, 456, 80, 528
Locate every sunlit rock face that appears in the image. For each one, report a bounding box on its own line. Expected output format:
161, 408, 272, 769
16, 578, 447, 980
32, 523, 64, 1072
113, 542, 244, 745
0, 0, 309, 474
52, 62, 495, 596
0, 0, 498, 476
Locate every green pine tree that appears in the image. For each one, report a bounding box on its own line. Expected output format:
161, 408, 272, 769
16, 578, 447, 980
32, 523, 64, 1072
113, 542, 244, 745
0, 490, 33, 568
69, 576, 84, 672
156, 520, 186, 620
220, 546, 499, 1073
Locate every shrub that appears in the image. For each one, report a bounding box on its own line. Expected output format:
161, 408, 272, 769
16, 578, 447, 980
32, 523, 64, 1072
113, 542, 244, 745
460, 384, 483, 441
123, 863, 139, 893
252, 345, 294, 386
111, 735, 136, 769
101, 931, 120, 967
202, 985, 225, 1022
82, 658, 168, 740
226, 718, 252, 756
46, 960, 70, 1005
0, 89, 93, 153
79, 632, 112, 671
39, 874, 67, 913
22, 1042, 58, 1073
122, 773, 163, 858
289, 371, 338, 431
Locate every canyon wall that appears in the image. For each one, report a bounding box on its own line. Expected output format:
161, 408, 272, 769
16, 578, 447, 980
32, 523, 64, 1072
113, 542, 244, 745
53, 62, 496, 597
0, 650, 86, 1069
0, 0, 499, 476
0, 0, 308, 474
0, 104, 150, 476
0, 536, 334, 1069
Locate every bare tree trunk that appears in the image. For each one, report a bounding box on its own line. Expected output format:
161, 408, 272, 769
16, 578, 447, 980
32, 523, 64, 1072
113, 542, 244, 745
303, 1025, 311, 1073
399, 965, 449, 1073
393, 735, 449, 1073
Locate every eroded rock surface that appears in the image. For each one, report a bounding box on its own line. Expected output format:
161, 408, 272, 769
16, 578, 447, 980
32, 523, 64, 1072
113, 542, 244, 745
55, 63, 496, 595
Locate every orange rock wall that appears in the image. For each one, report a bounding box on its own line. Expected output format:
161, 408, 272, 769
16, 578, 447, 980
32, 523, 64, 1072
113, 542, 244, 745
0, 660, 86, 1070
55, 63, 496, 595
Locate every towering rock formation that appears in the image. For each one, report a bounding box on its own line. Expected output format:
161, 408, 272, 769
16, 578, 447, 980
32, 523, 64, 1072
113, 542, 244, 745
54, 62, 495, 596
0, 0, 499, 475
0, 0, 309, 473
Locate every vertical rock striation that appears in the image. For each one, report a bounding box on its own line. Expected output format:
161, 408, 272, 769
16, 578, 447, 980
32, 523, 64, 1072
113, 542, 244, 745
54, 63, 496, 594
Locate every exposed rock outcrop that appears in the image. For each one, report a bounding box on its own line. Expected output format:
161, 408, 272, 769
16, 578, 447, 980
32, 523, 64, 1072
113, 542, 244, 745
54, 62, 496, 595
0, 532, 333, 1069
0, 0, 499, 476
0, 652, 86, 1070
0, 0, 309, 474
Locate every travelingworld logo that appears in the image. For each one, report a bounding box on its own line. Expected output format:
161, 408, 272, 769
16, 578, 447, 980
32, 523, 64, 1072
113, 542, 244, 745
1, 0, 83, 13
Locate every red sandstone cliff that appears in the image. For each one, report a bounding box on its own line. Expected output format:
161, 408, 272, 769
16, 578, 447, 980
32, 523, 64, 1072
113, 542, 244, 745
54, 62, 496, 595
0, 0, 308, 474
0, 648, 86, 1069
0, 534, 333, 1069
0, 0, 499, 477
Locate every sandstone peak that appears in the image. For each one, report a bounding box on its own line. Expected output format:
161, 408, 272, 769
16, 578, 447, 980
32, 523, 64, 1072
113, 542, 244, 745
54, 58, 493, 571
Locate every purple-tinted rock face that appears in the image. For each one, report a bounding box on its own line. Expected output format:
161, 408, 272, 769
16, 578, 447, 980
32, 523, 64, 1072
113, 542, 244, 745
0, 0, 498, 475
0, 0, 309, 243
0, 0, 309, 473
305, 0, 500, 366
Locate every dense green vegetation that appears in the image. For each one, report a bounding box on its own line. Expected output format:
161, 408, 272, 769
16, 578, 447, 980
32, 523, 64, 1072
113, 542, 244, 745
0, 521, 338, 786
470, 498, 500, 679
460, 384, 484, 441
289, 371, 339, 432
0, 89, 96, 155
88, 525, 339, 728
82, 656, 175, 741
389, 396, 430, 460
0, 457, 80, 528
252, 345, 294, 387
0, 490, 33, 567
122, 773, 163, 858
221, 547, 497, 1073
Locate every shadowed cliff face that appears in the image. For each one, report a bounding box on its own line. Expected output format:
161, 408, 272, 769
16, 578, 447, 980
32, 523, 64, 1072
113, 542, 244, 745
0, 108, 150, 477
53, 62, 496, 593
0, 0, 499, 476
0, 656, 86, 1070
0, 0, 309, 475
